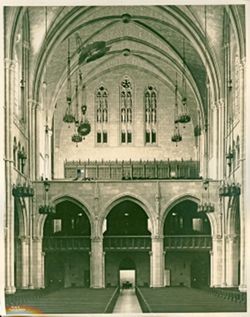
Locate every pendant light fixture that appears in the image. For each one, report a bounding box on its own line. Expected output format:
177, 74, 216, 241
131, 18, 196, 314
77, 79, 91, 139
178, 37, 191, 126
171, 75, 182, 145
63, 37, 75, 125
71, 70, 83, 146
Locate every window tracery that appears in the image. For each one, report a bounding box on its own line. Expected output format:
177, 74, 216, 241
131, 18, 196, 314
96, 86, 109, 144
144, 86, 157, 144
120, 78, 133, 144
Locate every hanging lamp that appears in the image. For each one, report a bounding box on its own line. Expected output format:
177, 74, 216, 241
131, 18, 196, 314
178, 37, 191, 125
197, 179, 215, 213
171, 77, 182, 145
71, 70, 83, 146
63, 37, 75, 125
77, 80, 91, 138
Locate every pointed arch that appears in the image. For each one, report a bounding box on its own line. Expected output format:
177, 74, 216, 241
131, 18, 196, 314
161, 194, 218, 236
99, 193, 155, 236
36, 194, 94, 237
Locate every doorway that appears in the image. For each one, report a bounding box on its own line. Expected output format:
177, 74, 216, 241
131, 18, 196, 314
120, 270, 135, 289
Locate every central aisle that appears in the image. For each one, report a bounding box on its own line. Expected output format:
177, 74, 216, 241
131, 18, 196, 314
112, 289, 142, 313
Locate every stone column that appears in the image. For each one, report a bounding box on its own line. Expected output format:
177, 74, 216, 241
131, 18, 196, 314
19, 236, 29, 289
150, 236, 164, 287
28, 100, 39, 180
5, 59, 16, 294
32, 236, 44, 288
226, 234, 240, 287
217, 99, 225, 180
90, 237, 105, 288
210, 236, 223, 287
208, 103, 218, 179
28, 197, 34, 289
239, 58, 246, 292
44, 127, 52, 179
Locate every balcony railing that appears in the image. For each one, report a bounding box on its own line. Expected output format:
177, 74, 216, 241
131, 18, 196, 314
43, 236, 91, 251
164, 235, 212, 250
104, 236, 151, 251
42, 235, 211, 252
64, 159, 200, 180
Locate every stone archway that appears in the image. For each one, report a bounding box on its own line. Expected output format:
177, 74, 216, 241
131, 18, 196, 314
119, 257, 136, 288
103, 198, 151, 288
226, 197, 240, 287
163, 199, 212, 288
14, 198, 29, 289
43, 199, 91, 288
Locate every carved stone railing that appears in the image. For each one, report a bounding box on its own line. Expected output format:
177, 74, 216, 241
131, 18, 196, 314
164, 235, 212, 250
43, 236, 91, 251
64, 159, 200, 180
103, 236, 151, 250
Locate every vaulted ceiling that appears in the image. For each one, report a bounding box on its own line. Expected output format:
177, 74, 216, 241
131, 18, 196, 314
5, 5, 246, 127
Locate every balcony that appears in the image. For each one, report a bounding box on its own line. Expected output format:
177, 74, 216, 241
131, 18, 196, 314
43, 236, 91, 252
64, 159, 200, 180
164, 235, 212, 251
103, 236, 151, 251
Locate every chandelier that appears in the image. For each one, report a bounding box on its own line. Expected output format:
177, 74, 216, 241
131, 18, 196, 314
63, 34, 110, 144
219, 181, 241, 197
38, 179, 56, 215
171, 78, 182, 145
197, 178, 215, 213
12, 183, 34, 197
63, 37, 75, 125
176, 37, 191, 126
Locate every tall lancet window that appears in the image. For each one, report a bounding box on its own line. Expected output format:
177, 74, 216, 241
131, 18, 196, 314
145, 86, 157, 144
120, 78, 133, 144
96, 86, 109, 144
14, 11, 29, 123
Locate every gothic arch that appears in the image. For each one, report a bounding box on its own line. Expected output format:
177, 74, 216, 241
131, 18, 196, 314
227, 196, 240, 235
161, 194, 218, 237
15, 198, 28, 237
99, 193, 155, 236
36, 194, 94, 237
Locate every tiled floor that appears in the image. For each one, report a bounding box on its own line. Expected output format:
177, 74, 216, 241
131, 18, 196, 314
113, 289, 142, 313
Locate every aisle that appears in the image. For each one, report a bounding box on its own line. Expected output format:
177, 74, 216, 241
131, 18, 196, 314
112, 289, 142, 313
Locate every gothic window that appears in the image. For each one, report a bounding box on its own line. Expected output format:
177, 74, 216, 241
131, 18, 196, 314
152, 129, 156, 143
120, 78, 133, 144
13, 137, 17, 167
121, 130, 126, 143
21, 146, 25, 174
14, 12, 29, 123
236, 135, 240, 167
17, 142, 21, 171
145, 86, 157, 144
145, 130, 150, 143
96, 86, 109, 144
103, 131, 108, 143
127, 131, 132, 143
97, 131, 102, 143
96, 87, 108, 123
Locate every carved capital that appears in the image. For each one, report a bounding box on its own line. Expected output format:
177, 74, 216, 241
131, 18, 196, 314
33, 236, 42, 242
240, 57, 246, 69
226, 234, 239, 242
19, 235, 29, 243
213, 234, 222, 241
91, 236, 102, 243
28, 99, 40, 111
217, 99, 225, 109
4, 58, 15, 70
152, 235, 163, 242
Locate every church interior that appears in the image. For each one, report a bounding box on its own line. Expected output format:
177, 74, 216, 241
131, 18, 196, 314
1, 3, 247, 314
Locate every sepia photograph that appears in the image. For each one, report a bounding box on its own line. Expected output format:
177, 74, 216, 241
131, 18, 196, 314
0, 0, 249, 315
